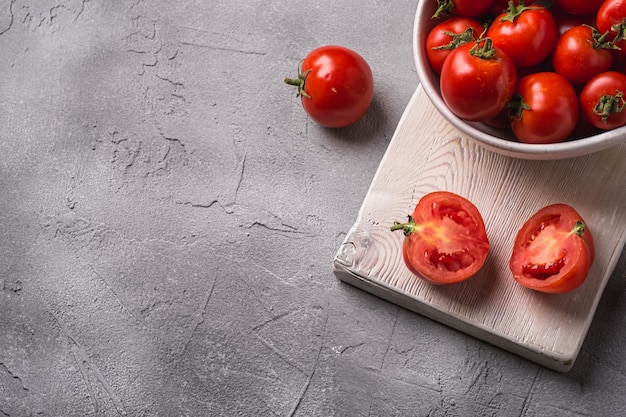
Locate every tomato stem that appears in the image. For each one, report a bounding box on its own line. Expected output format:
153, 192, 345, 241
431, 27, 479, 51
499, 0, 539, 23
572, 220, 586, 237
390, 215, 417, 237
432, 0, 454, 19
469, 38, 497, 59
508, 93, 530, 120
284, 66, 312, 99
584, 24, 619, 50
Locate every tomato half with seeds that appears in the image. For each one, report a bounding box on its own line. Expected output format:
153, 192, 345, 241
510, 204, 595, 294
391, 191, 490, 285
284, 45, 374, 128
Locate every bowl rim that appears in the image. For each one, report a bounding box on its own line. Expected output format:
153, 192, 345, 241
412, 1, 626, 160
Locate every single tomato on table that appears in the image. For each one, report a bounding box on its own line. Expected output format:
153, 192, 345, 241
440, 38, 517, 121
487, 1, 558, 68
425, 16, 485, 74
510, 204, 595, 294
580, 71, 626, 130
391, 191, 490, 285
284, 45, 374, 128
509, 72, 579, 144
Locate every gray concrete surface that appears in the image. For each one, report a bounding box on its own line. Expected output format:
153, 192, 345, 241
1, 0, 625, 416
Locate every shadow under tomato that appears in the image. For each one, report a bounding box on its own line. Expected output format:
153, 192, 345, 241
322, 93, 389, 146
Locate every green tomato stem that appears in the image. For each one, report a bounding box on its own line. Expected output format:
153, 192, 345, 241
390, 215, 417, 237
284, 68, 311, 99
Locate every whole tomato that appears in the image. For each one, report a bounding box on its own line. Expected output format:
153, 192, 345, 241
284, 45, 374, 128
391, 191, 490, 285
510, 72, 579, 144
553, 0, 604, 16
487, 2, 558, 68
552, 25, 615, 85
551, 5, 596, 35
596, 0, 626, 55
580, 71, 626, 130
425, 16, 485, 74
440, 39, 517, 121
510, 204, 594, 294
433, 0, 495, 18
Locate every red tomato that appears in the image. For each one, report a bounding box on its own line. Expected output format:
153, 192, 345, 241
510, 204, 594, 294
596, 0, 626, 55
284, 45, 374, 128
487, 2, 558, 68
440, 39, 517, 121
391, 191, 490, 285
425, 17, 485, 74
580, 71, 626, 130
553, 0, 604, 16
510, 72, 578, 144
552, 25, 614, 85
433, 0, 495, 18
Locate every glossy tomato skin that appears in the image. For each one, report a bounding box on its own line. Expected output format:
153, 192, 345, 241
580, 71, 626, 130
391, 191, 490, 285
510, 72, 579, 144
440, 41, 517, 121
510, 204, 594, 294
487, 3, 558, 68
552, 25, 614, 85
553, 0, 604, 16
288, 45, 374, 128
596, 0, 626, 56
425, 17, 485, 74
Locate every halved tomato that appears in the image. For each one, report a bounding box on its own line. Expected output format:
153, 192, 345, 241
391, 191, 490, 285
509, 204, 595, 294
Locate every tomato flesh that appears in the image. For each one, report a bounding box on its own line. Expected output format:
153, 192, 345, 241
391, 191, 490, 285
510, 204, 594, 294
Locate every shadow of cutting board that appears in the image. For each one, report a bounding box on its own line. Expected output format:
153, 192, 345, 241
333, 85, 626, 372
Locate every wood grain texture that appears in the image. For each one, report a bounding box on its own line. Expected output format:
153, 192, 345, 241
334, 85, 626, 372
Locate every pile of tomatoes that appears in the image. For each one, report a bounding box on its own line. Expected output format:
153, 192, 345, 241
426, 0, 626, 144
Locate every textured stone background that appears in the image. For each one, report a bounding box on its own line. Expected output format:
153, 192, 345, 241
1, 0, 625, 416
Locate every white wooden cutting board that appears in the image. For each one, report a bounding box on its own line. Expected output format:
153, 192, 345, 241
333, 84, 626, 372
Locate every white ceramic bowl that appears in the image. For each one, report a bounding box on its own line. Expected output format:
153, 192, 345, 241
413, 1, 626, 160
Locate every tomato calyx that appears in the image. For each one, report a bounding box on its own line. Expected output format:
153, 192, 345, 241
431, 27, 481, 52
584, 24, 619, 51
499, 0, 543, 23
508, 93, 530, 120
594, 90, 626, 122
433, 0, 454, 19
469, 38, 498, 59
284, 65, 312, 99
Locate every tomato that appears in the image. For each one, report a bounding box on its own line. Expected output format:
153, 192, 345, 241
284, 45, 374, 128
509, 72, 579, 144
580, 71, 626, 130
510, 204, 594, 294
553, 0, 604, 16
391, 191, 490, 285
433, 0, 495, 18
487, 2, 558, 68
552, 25, 615, 85
425, 17, 485, 74
596, 0, 626, 56
440, 39, 517, 121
